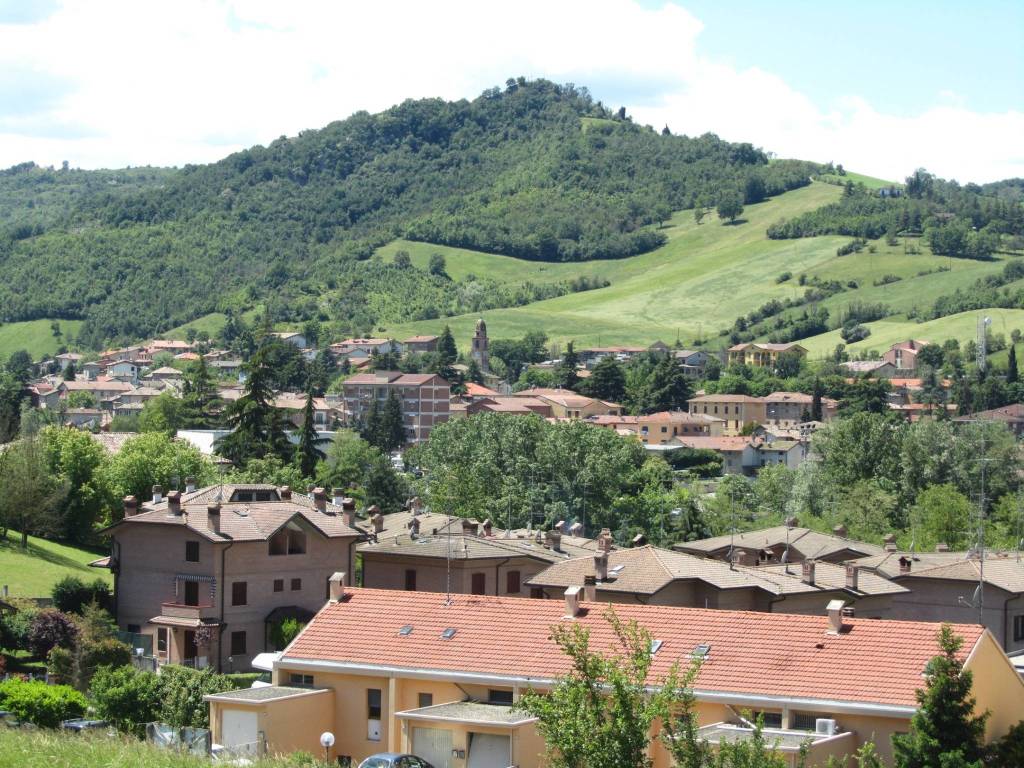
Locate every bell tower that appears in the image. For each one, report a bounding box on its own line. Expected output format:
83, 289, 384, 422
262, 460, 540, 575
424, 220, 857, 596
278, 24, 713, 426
471, 318, 489, 372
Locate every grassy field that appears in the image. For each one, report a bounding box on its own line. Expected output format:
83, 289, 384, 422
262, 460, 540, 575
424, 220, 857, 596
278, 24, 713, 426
382, 182, 1008, 350
0, 530, 110, 599
0, 318, 83, 362
799, 308, 1024, 358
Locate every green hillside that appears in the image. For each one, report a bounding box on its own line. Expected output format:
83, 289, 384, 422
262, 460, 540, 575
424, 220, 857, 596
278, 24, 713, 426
0, 530, 110, 599
0, 318, 83, 361
383, 182, 1009, 349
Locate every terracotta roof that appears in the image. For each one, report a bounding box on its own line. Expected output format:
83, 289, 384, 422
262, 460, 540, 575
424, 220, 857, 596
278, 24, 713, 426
677, 526, 885, 560
344, 372, 444, 386
403, 335, 439, 343
671, 436, 754, 452
106, 484, 362, 543
842, 360, 893, 372
89, 432, 135, 454
640, 411, 723, 424
687, 394, 763, 404
360, 532, 594, 563
283, 587, 982, 709
859, 552, 1024, 593
464, 383, 500, 398
956, 404, 1024, 423
149, 366, 182, 376
62, 380, 132, 392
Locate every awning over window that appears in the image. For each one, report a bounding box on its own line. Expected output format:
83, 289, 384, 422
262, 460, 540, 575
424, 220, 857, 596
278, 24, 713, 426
174, 574, 216, 600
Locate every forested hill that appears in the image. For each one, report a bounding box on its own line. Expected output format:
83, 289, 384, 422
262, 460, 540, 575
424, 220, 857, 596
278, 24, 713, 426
0, 78, 817, 347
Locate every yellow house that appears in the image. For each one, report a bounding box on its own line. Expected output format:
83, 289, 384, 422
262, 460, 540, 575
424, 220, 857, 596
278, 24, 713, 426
206, 580, 1024, 767
728, 342, 807, 369
687, 394, 767, 435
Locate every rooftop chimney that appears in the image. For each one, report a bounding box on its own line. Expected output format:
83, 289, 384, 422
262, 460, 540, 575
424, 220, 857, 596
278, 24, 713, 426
784, 516, 799, 528
632, 533, 647, 548
332, 488, 345, 507
735, 550, 755, 567
594, 552, 609, 581
167, 490, 182, 516
410, 496, 423, 515
546, 530, 562, 552
207, 503, 221, 534
935, 542, 950, 552
328, 571, 347, 602
280, 485, 292, 500
598, 528, 614, 553
883, 533, 897, 552
481, 519, 493, 537
802, 559, 816, 586
832, 524, 848, 539
462, 519, 479, 536
185, 476, 197, 493
899, 556, 912, 574
372, 512, 384, 534
152, 485, 163, 505
123, 495, 138, 518
554, 520, 565, 534
568, 521, 584, 537
845, 564, 859, 592
313, 488, 328, 514
563, 585, 582, 618
307, 484, 316, 495
826, 599, 846, 634
409, 517, 421, 538
583, 574, 597, 602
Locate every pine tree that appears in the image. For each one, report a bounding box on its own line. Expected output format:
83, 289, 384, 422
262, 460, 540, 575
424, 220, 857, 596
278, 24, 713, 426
584, 355, 626, 402
361, 397, 382, 449
893, 625, 987, 768
216, 346, 291, 467
364, 454, 406, 513
379, 390, 406, 453
1008, 344, 1019, 384
295, 391, 326, 478
641, 354, 692, 413
438, 325, 457, 367
62, 361, 76, 381
811, 377, 824, 422
554, 341, 580, 391
466, 359, 484, 385
181, 356, 221, 428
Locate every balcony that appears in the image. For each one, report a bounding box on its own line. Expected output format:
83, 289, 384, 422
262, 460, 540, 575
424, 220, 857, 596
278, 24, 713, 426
159, 602, 219, 621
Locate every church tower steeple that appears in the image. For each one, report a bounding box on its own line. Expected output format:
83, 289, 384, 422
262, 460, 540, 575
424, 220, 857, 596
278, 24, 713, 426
471, 318, 489, 372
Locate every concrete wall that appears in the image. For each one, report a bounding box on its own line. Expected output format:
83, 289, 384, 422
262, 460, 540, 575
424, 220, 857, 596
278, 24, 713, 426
965, 631, 1024, 741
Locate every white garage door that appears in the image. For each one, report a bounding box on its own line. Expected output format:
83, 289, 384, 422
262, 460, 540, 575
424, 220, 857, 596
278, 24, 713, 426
412, 726, 453, 768
221, 709, 258, 754
467, 733, 511, 768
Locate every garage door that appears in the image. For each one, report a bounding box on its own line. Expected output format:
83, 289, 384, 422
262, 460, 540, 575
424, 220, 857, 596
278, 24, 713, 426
412, 726, 453, 768
221, 709, 258, 754
467, 732, 511, 768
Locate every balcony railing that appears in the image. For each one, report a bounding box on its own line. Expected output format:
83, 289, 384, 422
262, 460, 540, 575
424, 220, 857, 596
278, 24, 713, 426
160, 602, 219, 621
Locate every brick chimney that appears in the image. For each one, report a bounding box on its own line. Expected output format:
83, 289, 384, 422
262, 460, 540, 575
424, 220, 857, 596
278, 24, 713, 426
123, 495, 138, 518
833, 523, 847, 539
332, 488, 345, 507
883, 533, 897, 552
307, 484, 316, 495
207, 503, 221, 534
554, 520, 565, 534
845, 564, 859, 591
328, 571, 347, 602
598, 528, 614, 552
583, 574, 597, 602
410, 496, 423, 516
481, 519, 493, 537
167, 490, 182, 516
546, 530, 562, 552
409, 517, 421, 538
312, 488, 328, 514
563, 585, 582, 618
899, 556, 912, 574
462, 519, 479, 536
279, 485, 292, 500
632, 533, 647, 547
185, 476, 197, 493
594, 552, 608, 581
802, 559, 816, 586
568, 521, 583, 537
826, 599, 846, 634
151, 485, 163, 505
371, 512, 384, 534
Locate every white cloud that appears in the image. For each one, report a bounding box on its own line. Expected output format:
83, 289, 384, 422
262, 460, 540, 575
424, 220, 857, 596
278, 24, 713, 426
0, 0, 1018, 182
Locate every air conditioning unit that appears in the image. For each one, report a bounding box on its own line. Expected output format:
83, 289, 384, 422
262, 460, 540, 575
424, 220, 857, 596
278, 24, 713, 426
815, 718, 837, 736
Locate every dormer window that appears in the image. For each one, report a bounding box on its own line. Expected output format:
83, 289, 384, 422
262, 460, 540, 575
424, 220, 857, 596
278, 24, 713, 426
269, 521, 307, 555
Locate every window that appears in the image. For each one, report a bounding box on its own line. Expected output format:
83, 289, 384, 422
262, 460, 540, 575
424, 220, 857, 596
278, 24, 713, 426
126, 623, 140, 634
183, 581, 199, 606
792, 713, 824, 731
230, 631, 246, 656
418, 692, 433, 708
660, 426, 667, 433
291, 578, 302, 591
367, 688, 382, 720
1015, 615, 1024, 642
404, 569, 417, 591
269, 523, 307, 556
232, 581, 247, 606
506, 571, 521, 594
157, 627, 168, 655
289, 673, 314, 687
273, 579, 284, 593
471, 573, 486, 595
751, 711, 782, 729
530, 587, 544, 599
488, 689, 514, 705
185, 541, 200, 562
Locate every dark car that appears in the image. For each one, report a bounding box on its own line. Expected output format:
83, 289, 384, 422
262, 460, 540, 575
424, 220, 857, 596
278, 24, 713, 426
358, 754, 434, 768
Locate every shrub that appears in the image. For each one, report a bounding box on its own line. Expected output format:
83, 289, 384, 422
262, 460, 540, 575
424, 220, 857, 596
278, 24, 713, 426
989, 720, 1024, 768
775, 271, 792, 284
0, 600, 38, 652
90, 665, 162, 736
51, 576, 111, 615
27, 610, 79, 658
873, 273, 901, 286
0, 678, 86, 728
158, 665, 240, 729
269, 618, 304, 650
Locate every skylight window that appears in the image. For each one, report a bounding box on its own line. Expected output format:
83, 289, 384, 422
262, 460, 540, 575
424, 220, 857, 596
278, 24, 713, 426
650, 640, 664, 654
441, 627, 457, 640
610, 565, 626, 575
692, 643, 711, 659
399, 625, 413, 636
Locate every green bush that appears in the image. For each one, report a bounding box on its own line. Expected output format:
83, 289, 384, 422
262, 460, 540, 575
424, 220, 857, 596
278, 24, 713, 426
0, 600, 38, 652
269, 617, 304, 650
90, 664, 162, 736
0, 678, 87, 728
158, 665, 239, 729
51, 576, 111, 615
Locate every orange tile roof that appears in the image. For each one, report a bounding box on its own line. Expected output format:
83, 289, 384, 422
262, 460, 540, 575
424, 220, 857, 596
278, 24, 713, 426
284, 587, 982, 709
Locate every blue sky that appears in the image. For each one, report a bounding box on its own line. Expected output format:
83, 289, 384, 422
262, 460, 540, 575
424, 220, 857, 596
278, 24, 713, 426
0, 0, 1020, 181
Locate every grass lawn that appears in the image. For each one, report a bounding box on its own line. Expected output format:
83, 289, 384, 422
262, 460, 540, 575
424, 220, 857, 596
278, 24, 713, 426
0, 318, 83, 362
0, 530, 110, 599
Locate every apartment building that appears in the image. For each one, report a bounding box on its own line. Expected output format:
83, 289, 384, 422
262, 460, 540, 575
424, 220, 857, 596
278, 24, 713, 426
100, 484, 362, 671
686, 394, 766, 435
342, 371, 450, 444
675, 523, 885, 565
763, 391, 838, 427
727, 342, 806, 369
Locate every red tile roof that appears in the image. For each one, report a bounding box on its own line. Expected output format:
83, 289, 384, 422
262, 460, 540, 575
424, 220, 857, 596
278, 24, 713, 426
284, 587, 981, 709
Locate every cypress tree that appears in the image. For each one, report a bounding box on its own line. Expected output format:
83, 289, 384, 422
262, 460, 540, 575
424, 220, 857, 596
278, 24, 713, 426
811, 377, 824, 422
295, 391, 325, 478
379, 390, 406, 453
216, 346, 291, 467
1008, 344, 1019, 384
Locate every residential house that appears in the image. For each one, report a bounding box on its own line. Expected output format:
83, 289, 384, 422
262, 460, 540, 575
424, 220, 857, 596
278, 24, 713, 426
65, 408, 104, 429
633, 411, 725, 443
669, 435, 759, 474
27, 381, 63, 410
512, 388, 623, 419
272, 332, 308, 349
108, 360, 141, 384
402, 335, 439, 354
840, 360, 897, 378
148, 366, 184, 383
883, 340, 930, 371
272, 394, 341, 430
60, 379, 134, 407
727, 342, 806, 369
462, 397, 553, 418
673, 349, 709, 377
527, 544, 906, 617
854, 550, 1024, 652
81, 361, 103, 380
208, 359, 244, 380
755, 438, 806, 469
763, 392, 837, 428
147, 339, 194, 356
54, 352, 84, 372
687, 394, 766, 435
675, 523, 885, 566
204, 582, 1024, 766
954, 404, 1024, 438
342, 372, 450, 444
99, 484, 362, 671
336, 338, 399, 356
578, 345, 647, 368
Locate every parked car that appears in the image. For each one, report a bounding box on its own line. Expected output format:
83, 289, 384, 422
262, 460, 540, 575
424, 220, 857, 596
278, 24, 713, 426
358, 754, 434, 768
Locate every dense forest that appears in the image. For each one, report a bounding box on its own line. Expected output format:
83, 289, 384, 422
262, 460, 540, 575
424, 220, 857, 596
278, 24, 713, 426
0, 78, 817, 347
